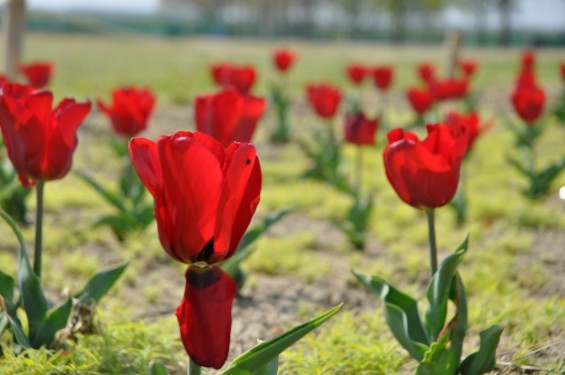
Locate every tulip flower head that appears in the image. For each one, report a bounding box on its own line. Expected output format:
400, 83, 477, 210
273, 49, 296, 73
210, 63, 257, 94
459, 59, 478, 78
406, 87, 434, 115
372, 66, 394, 91
560, 62, 565, 83
306, 83, 342, 119
418, 63, 436, 84
129, 131, 262, 368
430, 78, 468, 101
18, 61, 53, 88
344, 111, 378, 146
445, 111, 492, 153
195, 87, 266, 147
0, 83, 91, 187
383, 124, 467, 209
98, 86, 156, 137
511, 84, 545, 124
521, 50, 535, 70
346, 64, 368, 85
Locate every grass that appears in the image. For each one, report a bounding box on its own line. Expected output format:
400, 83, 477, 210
0, 32, 564, 374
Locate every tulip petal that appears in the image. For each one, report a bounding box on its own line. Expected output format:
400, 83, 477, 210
158, 132, 223, 263
214, 143, 261, 261
176, 265, 237, 369
129, 137, 162, 197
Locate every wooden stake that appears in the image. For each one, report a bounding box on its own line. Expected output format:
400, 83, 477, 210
444, 30, 461, 78
2, 0, 26, 79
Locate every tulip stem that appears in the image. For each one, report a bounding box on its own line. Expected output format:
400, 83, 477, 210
425, 208, 438, 276
355, 146, 363, 197
188, 359, 201, 375
33, 181, 45, 279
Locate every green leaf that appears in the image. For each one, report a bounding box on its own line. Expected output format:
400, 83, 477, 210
76, 262, 128, 302
33, 262, 127, 347
425, 235, 468, 341
0, 271, 17, 316
221, 207, 295, 279
223, 304, 343, 375
0, 308, 31, 348
255, 354, 279, 375
416, 331, 458, 375
460, 325, 503, 375
76, 171, 127, 212
148, 360, 168, 375
448, 274, 468, 367
353, 271, 428, 360
0, 209, 48, 345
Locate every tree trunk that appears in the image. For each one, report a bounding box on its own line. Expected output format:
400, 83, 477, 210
498, 0, 512, 46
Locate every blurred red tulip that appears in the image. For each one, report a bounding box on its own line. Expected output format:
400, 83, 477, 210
406, 87, 434, 115
98, 86, 156, 137
346, 64, 368, 85
0, 74, 8, 86
515, 68, 537, 90
273, 49, 296, 72
210, 63, 257, 94
430, 78, 468, 101
383, 124, 467, 209
18, 62, 53, 88
129, 131, 261, 368
511, 85, 545, 124
0, 83, 91, 187
344, 111, 378, 146
459, 59, 478, 78
306, 83, 342, 119
521, 50, 535, 70
195, 88, 265, 147
418, 63, 436, 83
559, 63, 565, 82
372, 66, 394, 91
445, 111, 492, 153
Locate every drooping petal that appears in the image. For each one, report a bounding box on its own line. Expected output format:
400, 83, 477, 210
176, 265, 237, 369
129, 137, 162, 197
213, 142, 261, 261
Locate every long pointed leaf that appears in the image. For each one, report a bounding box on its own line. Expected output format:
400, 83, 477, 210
75, 262, 128, 302
0, 209, 48, 346
353, 271, 429, 360
460, 325, 503, 375
425, 235, 468, 341
0, 302, 30, 348
76, 171, 127, 212
221, 207, 294, 278
223, 304, 343, 375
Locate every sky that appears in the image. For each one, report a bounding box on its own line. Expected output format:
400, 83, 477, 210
28, 0, 159, 14
26, 0, 565, 31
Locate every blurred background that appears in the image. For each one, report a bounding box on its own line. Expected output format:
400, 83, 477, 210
16, 0, 565, 46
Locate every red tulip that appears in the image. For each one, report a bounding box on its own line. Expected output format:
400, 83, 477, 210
18, 61, 53, 88
0, 74, 8, 86
344, 111, 378, 146
210, 63, 257, 94
195, 88, 265, 147
445, 111, 492, 153
459, 59, 478, 78
273, 49, 296, 72
346, 64, 368, 85
515, 68, 536, 90
418, 63, 436, 83
383, 124, 467, 209
306, 83, 342, 119
372, 66, 394, 91
430, 78, 468, 101
98, 86, 156, 137
560, 63, 565, 83
0, 83, 91, 187
511, 85, 545, 124
521, 50, 535, 70
129, 131, 261, 368
406, 87, 434, 115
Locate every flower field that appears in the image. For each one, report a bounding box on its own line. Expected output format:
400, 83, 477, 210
0, 32, 564, 374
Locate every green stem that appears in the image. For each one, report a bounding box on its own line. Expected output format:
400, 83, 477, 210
355, 146, 363, 197
188, 359, 201, 375
33, 181, 45, 279
526, 125, 536, 175
425, 208, 438, 276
